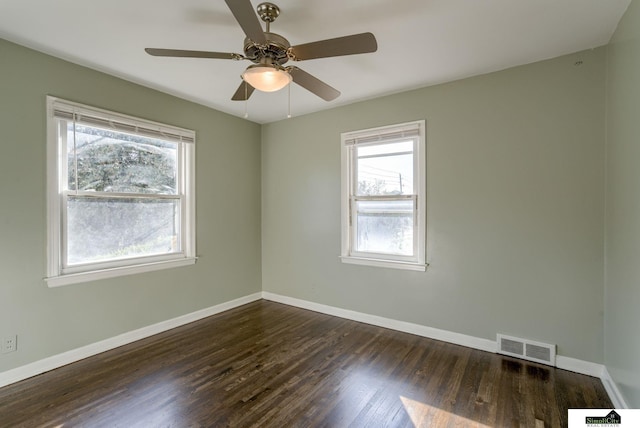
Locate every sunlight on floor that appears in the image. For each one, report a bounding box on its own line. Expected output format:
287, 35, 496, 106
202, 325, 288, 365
400, 396, 492, 428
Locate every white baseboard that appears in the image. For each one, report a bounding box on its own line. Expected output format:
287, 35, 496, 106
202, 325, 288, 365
0, 292, 262, 389
261, 292, 615, 385
3, 290, 624, 409
601, 366, 630, 409
262, 291, 496, 353
555, 355, 604, 378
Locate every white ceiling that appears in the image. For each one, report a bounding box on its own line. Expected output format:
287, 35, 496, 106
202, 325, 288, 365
0, 0, 631, 123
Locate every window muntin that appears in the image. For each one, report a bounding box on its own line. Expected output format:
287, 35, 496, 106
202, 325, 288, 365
341, 121, 425, 270
46, 97, 196, 286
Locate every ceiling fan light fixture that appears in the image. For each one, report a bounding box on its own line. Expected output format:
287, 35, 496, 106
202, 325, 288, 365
242, 65, 292, 92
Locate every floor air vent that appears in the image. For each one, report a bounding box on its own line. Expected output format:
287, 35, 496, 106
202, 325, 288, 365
497, 334, 556, 366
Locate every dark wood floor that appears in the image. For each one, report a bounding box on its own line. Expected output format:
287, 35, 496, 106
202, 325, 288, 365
0, 300, 611, 427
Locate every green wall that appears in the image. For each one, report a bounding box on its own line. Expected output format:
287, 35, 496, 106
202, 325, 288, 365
0, 38, 262, 372
3, 11, 639, 406
262, 48, 607, 363
605, 0, 640, 408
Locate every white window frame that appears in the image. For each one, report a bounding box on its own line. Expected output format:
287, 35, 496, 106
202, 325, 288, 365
45, 96, 197, 287
340, 120, 426, 271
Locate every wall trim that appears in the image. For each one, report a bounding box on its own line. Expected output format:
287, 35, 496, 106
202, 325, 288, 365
601, 366, 630, 409
261, 292, 615, 385
555, 355, 604, 378
2, 291, 624, 409
262, 291, 496, 353
0, 292, 262, 389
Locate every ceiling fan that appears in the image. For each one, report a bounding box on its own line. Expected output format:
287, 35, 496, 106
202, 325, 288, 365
145, 0, 377, 102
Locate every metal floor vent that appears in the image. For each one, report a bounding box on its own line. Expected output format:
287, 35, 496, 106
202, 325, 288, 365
497, 334, 556, 366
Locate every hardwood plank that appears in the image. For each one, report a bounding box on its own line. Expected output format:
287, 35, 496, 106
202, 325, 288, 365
0, 300, 612, 427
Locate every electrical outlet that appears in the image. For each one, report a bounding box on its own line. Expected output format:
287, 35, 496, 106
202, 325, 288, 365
2, 335, 17, 353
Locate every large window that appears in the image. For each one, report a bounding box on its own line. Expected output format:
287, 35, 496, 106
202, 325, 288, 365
341, 120, 426, 271
46, 97, 196, 287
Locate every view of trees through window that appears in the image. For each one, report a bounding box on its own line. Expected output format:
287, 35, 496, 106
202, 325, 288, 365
64, 124, 180, 265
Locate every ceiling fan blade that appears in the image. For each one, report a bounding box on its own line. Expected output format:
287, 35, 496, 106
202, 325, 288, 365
231, 81, 255, 101
289, 32, 377, 61
224, 0, 267, 45
145, 48, 239, 60
289, 67, 340, 101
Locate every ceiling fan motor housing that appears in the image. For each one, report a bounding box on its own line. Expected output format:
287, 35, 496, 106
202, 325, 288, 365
243, 32, 290, 65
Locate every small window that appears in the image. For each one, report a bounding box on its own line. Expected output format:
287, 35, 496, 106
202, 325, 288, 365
341, 120, 426, 271
46, 97, 196, 286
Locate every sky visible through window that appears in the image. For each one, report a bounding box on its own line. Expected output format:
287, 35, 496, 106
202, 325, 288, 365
356, 141, 413, 196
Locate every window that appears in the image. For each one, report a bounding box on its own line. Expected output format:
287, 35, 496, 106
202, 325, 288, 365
341, 120, 426, 271
46, 97, 196, 287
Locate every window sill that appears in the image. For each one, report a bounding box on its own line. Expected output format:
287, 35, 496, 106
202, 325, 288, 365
45, 257, 197, 288
340, 256, 427, 271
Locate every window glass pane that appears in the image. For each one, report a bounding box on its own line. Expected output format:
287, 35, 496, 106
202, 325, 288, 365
354, 200, 414, 256
356, 141, 413, 196
66, 122, 177, 194
66, 196, 180, 265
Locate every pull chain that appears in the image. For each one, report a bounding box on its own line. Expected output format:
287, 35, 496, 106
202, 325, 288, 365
287, 83, 292, 119
244, 83, 249, 119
